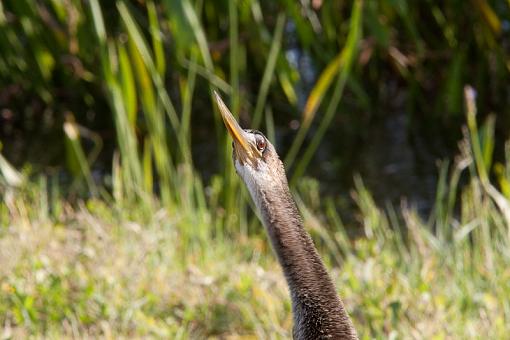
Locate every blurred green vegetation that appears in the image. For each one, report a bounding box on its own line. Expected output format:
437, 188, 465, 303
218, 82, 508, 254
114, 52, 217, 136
2, 103, 510, 337
1, 0, 510, 338
1, 0, 509, 188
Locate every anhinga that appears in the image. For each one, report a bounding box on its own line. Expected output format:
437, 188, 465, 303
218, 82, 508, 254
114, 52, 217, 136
214, 91, 358, 339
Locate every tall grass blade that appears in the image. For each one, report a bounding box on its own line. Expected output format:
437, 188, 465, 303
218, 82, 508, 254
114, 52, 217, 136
289, 0, 363, 183
89, 0, 106, 43
63, 119, 97, 196
118, 44, 137, 126
265, 106, 276, 144
179, 54, 198, 162
473, 0, 502, 35
178, 0, 213, 71
252, 13, 286, 129
147, 1, 166, 77
118, 2, 181, 142
181, 59, 232, 93
465, 85, 488, 185
285, 0, 363, 171
0, 152, 23, 187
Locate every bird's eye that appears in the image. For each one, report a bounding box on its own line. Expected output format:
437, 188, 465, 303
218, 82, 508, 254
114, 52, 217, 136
255, 135, 266, 152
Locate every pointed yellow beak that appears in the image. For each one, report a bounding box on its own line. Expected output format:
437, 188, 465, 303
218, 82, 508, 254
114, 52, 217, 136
213, 91, 255, 161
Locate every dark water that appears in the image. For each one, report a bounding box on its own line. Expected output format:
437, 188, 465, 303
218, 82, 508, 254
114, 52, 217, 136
283, 23, 441, 215
0, 102, 442, 217
291, 109, 441, 217
354, 112, 438, 214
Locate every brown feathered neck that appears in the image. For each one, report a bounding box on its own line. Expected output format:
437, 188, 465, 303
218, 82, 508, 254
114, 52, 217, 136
238, 145, 357, 339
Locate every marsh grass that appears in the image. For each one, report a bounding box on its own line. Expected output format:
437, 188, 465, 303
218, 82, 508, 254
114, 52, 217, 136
3, 110, 510, 339
2, 102, 510, 337
1, 0, 510, 338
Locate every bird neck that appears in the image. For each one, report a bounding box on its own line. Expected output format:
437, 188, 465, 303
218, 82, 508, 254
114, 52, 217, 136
255, 183, 358, 339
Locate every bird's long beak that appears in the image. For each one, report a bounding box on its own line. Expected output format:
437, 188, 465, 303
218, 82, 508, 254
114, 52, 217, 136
213, 91, 255, 162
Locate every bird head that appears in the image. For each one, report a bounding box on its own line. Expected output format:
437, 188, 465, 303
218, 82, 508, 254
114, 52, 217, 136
213, 91, 288, 197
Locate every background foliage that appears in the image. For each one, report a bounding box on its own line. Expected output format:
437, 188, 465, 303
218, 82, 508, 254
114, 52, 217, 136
1, 0, 510, 338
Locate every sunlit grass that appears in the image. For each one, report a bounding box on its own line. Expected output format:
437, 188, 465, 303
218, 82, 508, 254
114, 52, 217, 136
1, 0, 510, 338
2, 143, 510, 338
2, 95, 510, 337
